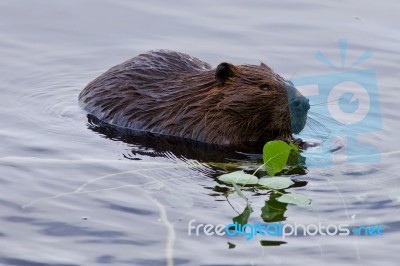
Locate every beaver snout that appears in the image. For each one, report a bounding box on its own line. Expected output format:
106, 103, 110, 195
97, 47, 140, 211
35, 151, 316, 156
291, 95, 310, 113
286, 84, 309, 134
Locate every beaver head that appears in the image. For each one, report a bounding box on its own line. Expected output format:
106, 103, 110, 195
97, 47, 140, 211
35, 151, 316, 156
206, 62, 309, 144
79, 50, 309, 147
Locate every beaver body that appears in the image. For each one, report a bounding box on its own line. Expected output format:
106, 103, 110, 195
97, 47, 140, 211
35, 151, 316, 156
79, 50, 309, 146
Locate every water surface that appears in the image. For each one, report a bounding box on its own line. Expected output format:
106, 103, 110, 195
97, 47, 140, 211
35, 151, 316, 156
0, 0, 399, 265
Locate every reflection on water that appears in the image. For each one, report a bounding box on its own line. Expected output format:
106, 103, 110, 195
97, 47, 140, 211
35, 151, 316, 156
86, 114, 258, 164
0, 0, 400, 265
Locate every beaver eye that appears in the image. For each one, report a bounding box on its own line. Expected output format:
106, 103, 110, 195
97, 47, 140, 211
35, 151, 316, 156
260, 84, 272, 91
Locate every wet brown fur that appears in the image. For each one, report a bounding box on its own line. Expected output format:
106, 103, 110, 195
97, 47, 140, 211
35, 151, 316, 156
79, 50, 304, 146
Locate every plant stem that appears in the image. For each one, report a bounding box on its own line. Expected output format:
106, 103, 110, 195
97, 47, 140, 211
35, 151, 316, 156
252, 163, 266, 176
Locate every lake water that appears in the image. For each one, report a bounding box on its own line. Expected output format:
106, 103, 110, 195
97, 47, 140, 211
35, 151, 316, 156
1, 0, 399, 265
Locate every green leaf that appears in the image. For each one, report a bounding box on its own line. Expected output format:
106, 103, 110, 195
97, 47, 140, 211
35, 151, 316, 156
260, 240, 287, 246
263, 141, 294, 176
288, 142, 299, 153
227, 242, 236, 249
218, 170, 258, 185
207, 162, 243, 172
258, 177, 294, 189
277, 193, 311, 206
261, 193, 287, 222
232, 205, 253, 226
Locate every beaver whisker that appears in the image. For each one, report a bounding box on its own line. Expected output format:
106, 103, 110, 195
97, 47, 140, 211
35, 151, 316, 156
308, 111, 336, 124
304, 121, 320, 135
310, 99, 340, 106
305, 117, 332, 134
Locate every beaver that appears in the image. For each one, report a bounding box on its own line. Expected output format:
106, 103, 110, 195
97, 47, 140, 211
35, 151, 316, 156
79, 50, 309, 147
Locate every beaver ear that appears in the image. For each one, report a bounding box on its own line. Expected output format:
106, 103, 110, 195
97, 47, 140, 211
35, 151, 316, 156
215, 62, 235, 86
260, 62, 271, 70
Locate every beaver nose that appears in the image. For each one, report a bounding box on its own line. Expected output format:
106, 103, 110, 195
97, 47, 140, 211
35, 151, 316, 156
291, 97, 310, 112
285, 83, 310, 113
